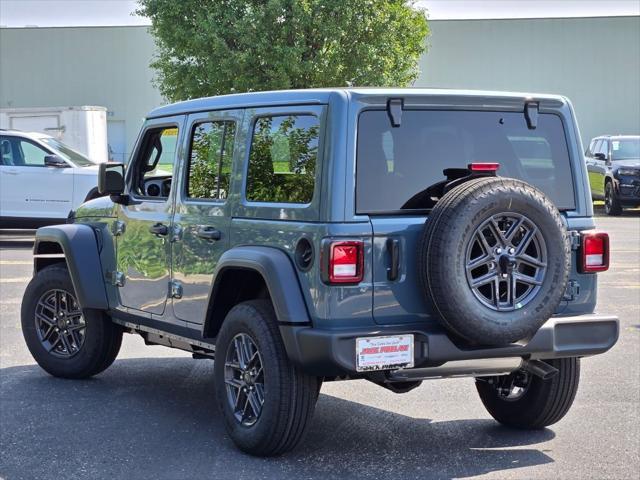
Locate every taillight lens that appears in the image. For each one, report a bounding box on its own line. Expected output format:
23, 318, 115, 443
328, 241, 364, 284
468, 162, 500, 172
580, 231, 609, 273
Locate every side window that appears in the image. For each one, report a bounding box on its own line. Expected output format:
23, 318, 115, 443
246, 115, 320, 204
592, 140, 602, 159
597, 140, 609, 159
186, 121, 236, 200
132, 126, 178, 198
0, 137, 14, 166
19, 140, 50, 167
586, 139, 596, 157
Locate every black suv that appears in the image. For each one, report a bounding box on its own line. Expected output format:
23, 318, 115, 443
585, 135, 640, 215
21, 89, 618, 456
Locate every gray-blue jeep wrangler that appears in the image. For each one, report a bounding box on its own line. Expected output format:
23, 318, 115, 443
21, 89, 619, 456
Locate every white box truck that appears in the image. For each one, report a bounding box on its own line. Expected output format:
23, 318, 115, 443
0, 106, 108, 163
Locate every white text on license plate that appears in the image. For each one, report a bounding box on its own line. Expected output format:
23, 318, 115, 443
356, 335, 414, 372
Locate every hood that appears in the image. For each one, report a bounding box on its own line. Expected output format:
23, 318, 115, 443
73, 164, 100, 174
75, 195, 117, 218
613, 159, 640, 169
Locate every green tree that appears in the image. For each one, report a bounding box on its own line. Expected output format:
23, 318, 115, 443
136, 0, 429, 101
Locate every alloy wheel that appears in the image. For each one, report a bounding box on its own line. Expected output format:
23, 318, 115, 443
465, 213, 547, 311
605, 184, 613, 214
224, 333, 265, 427
35, 289, 86, 358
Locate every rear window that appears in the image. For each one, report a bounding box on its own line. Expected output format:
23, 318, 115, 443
356, 110, 576, 213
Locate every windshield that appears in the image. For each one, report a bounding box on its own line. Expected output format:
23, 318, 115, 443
356, 110, 576, 213
39, 138, 95, 167
611, 138, 640, 160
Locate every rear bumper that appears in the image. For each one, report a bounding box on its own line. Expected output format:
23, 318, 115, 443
280, 314, 619, 377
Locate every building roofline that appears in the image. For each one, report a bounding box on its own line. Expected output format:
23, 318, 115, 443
0, 24, 150, 31
427, 15, 639, 22
1, 14, 637, 30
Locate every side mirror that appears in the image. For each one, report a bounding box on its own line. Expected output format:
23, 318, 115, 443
98, 162, 125, 196
594, 153, 607, 161
44, 155, 68, 168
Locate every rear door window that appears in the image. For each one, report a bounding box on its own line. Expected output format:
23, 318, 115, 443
186, 121, 236, 200
356, 110, 576, 213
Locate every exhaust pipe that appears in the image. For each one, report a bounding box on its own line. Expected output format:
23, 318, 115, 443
523, 359, 558, 380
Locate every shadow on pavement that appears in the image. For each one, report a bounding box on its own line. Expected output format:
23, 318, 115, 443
0, 358, 555, 480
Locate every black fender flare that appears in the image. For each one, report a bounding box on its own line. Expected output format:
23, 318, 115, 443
34, 224, 109, 310
209, 246, 311, 326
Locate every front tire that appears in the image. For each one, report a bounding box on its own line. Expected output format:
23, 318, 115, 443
21, 265, 123, 379
214, 300, 318, 456
604, 182, 622, 216
476, 358, 580, 429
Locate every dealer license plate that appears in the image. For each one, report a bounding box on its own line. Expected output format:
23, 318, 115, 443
355, 335, 414, 372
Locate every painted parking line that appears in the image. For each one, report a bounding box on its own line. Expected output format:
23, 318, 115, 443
0, 278, 30, 283
0, 261, 32, 265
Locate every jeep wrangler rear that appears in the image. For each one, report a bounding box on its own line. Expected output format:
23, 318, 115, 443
21, 89, 619, 456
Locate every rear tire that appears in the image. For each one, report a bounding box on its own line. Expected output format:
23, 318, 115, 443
214, 300, 318, 456
21, 265, 122, 379
476, 358, 580, 429
604, 182, 622, 216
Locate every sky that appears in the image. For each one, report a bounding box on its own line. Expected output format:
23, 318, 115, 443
0, 0, 639, 28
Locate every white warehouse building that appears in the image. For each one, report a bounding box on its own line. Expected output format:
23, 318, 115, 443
0, 16, 639, 161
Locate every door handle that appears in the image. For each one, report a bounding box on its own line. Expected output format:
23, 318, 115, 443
196, 225, 222, 241
3, 169, 18, 175
386, 238, 400, 281
149, 222, 169, 236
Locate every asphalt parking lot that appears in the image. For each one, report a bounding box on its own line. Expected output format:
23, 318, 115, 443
1, 209, 638, 480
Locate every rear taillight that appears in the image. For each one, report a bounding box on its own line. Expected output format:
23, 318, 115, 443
328, 241, 364, 284
580, 231, 609, 273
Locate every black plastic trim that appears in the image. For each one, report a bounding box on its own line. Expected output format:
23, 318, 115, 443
208, 246, 311, 325
33, 224, 109, 309
280, 314, 619, 376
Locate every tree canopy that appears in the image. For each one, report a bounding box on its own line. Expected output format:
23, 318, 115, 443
136, 0, 429, 101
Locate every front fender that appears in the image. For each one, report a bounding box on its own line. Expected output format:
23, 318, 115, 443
34, 224, 108, 310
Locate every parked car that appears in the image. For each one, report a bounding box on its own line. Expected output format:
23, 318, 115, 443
585, 135, 640, 215
20, 89, 618, 457
0, 130, 103, 228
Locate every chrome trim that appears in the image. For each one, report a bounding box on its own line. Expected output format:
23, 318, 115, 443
387, 357, 522, 381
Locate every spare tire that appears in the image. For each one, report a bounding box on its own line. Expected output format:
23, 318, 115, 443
418, 177, 570, 345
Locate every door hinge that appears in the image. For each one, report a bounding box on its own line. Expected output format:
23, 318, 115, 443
109, 271, 125, 287
170, 280, 183, 299
111, 220, 126, 237
563, 280, 580, 301
569, 231, 581, 250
